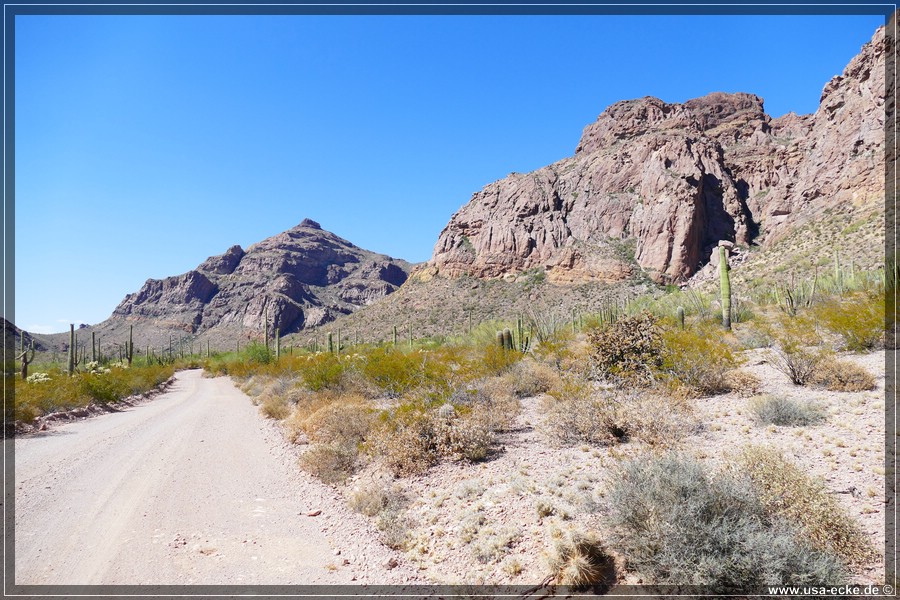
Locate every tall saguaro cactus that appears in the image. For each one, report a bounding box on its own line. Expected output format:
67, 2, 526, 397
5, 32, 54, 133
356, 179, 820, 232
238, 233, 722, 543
719, 244, 732, 330
68, 324, 75, 376
125, 325, 134, 366
18, 337, 35, 380
275, 328, 281, 360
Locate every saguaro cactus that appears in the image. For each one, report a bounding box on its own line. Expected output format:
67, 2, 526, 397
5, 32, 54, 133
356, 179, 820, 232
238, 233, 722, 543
18, 337, 35, 380
676, 306, 685, 330
264, 306, 270, 350
68, 324, 75, 376
393, 326, 398, 348
327, 332, 334, 354
125, 325, 134, 366
502, 328, 513, 351
275, 328, 281, 360
719, 245, 731, 330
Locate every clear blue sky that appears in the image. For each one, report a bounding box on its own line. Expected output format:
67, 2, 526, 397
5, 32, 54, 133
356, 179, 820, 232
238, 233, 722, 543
14, 13, 885, 333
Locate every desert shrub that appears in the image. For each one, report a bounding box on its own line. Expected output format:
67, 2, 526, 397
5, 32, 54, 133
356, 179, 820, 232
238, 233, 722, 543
739, 446, 876, 566
259, 393, 291, 420
13, 363, 175, 423
295, 353, 347, 392
302, 395, 374, 446
811, 357, 876, 392
748, 395, 826, 427
587, 312, 664, 386
454, 378, 521, 432
661, 323, 742, 396
723, 369, 762, 397
548, 530, 616, 589
611, 391, 700, 447
369, 400, 495, 476
605, 453, 847, 590
79, 371, 130, 404
502, 358, 557, 398
299, 443, 357, 484
361, 348, 450, 397
815, 292, 884, 351
244, 342, 273, 364
767, 342, 822, 385
542, 377, 627, 446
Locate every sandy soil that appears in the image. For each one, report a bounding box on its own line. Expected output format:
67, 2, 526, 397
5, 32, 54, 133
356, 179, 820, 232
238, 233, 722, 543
342, 350, 889, 587
13, 369, 423, 586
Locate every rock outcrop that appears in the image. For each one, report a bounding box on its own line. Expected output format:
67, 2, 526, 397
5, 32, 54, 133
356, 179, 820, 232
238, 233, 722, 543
432, 26, 887, 284
106, 219, 412, 342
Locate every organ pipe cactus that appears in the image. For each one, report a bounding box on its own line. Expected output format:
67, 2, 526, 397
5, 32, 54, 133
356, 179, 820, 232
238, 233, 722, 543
719, 245, 731, 330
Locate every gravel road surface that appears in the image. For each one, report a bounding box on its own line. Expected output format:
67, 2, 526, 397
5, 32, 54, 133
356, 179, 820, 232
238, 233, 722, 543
13, 369, 419, 586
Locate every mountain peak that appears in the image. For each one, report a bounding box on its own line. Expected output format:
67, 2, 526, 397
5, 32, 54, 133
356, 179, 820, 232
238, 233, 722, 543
297, 218, 322, 230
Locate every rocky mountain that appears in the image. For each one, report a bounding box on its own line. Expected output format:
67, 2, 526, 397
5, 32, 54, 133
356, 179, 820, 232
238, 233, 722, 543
37, 220, 413, 350
430, 24, 887, 286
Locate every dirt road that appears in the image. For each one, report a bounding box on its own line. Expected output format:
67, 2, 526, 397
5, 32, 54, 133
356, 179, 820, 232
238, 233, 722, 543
13, 370, 419, 586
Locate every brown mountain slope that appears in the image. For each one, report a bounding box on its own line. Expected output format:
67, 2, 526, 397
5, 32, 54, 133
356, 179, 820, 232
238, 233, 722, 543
35, 220, 413, 351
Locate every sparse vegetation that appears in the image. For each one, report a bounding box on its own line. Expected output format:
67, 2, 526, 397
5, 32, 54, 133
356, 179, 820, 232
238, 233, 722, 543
738, 446, 877, 566
748, 395, 826, 427
605, 453, 848, 590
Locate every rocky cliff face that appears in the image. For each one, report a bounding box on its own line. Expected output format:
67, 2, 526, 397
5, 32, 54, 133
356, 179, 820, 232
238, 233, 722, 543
107, 219, 411, 342
431, 25, 887, 285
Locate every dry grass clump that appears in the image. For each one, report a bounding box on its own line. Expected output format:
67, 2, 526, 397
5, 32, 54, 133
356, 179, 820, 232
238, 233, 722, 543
296, 393, 376, 484
605, 452, 847, 590
451, 379, 520, 432
368, 398, 496, 477
587, 312, 664, 386
547, 530, 616, 589
723, 369, 762, 397
811, 357, 876, 392
661, 323, 743, 396
542, 375, 625, 446
347, 476, 414, 549
748, 395, 826, 427
501, 358, 558, 398
299, 444, 358, 484
738, 446, 877, 566
542, 377, 697, 448
259, 393, 292, 420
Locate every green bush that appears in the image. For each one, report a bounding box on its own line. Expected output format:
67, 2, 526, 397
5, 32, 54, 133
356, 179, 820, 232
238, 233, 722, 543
605, 453, 847, 591
748, 395, 826, 427
662, 323, 742, 396
815, 292, 884, 351
361, 347, 450, 397
295, 353, 347, 392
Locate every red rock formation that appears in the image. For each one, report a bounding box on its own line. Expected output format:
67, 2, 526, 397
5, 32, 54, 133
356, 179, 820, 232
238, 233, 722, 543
432, 26, 886, 284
